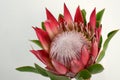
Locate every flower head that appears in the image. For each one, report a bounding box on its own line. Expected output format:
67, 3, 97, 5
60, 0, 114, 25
31, 4, 102, 77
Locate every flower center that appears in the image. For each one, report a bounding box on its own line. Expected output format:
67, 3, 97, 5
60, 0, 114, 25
50, 31, 88, 66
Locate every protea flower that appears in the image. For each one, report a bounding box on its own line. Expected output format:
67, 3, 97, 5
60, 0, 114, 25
16, 3, 119, 80
31, 4, 101, 77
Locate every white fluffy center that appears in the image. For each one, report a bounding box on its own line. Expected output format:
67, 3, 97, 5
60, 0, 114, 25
50, 31, 87, 66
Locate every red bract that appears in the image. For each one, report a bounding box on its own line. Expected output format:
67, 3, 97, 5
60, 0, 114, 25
31, 4, 102, 77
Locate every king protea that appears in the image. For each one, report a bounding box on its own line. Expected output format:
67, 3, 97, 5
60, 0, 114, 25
16, 3, 119, 80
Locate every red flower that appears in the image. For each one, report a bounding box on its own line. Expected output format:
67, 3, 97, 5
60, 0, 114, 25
31, 4, 102, 77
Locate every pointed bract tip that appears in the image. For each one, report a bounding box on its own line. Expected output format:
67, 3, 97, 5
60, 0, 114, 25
77, 5, 80, 9
64, 3, 73, 23
76, 6, 80, 11
93, 8, 96, 15
32, 26, 35, 28
94, 7, 96, 11
45, 8, 49, 12
92, 7, 96, 14
64, 3, 66, 7
64, 3, 67, 11
74, 5, 84, 23
89, 7, 96, 29
32, 26, 38, 29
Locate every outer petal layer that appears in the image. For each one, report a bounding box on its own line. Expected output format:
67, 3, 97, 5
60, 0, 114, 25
89, 8, 96, 30
33, 27, 51, 51
30, 50, 52, 68
44, 20, 58, 39
70, 59, 84, 73
81, 46, 90, 66
52, 59, 67, 75
64, 3, 73, 23
91, 40, 98, 61
46, 8, 59, 27
96, 26, 102, 42
74, 6, 84, 23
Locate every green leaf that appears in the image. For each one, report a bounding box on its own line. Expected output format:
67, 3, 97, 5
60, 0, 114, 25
16, 66, 38, 74
99, 36, 103, 48
87, 64, 104, 74
46, 71, 70, 80
81, 9, 87, 25
97, 29, 119, 63
76, 69, 91, 79
96, 9, 105, 27
76, 77, 84, 80
34, 63, 48, 77
30, 40, 42, 48
41, 22, 46, 30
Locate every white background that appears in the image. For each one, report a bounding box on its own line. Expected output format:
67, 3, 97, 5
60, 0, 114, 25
0, 0, 120, 80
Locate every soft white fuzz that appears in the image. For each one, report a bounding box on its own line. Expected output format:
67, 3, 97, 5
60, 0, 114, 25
50, 31, 88, 66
